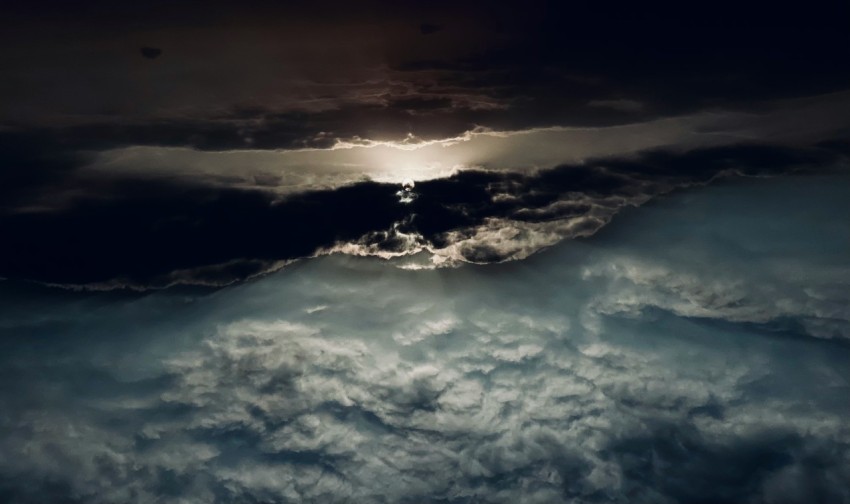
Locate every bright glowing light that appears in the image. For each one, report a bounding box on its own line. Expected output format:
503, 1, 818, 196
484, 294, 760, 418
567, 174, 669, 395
397, 178, 417, 204
342, 138, 470, 183
88, 98, 838, 195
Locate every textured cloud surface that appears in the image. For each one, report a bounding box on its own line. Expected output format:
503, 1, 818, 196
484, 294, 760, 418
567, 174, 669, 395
1, 174, 848, 503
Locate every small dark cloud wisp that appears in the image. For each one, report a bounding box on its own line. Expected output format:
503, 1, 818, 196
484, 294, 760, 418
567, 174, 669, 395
140, 46, 162, 59
419, 23, 443, 35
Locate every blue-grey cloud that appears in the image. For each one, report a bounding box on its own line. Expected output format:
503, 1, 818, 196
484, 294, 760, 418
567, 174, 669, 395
0, 174, 847, 502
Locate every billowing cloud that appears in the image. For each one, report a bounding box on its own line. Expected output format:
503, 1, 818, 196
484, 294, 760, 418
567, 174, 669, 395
0, 174, 847, 502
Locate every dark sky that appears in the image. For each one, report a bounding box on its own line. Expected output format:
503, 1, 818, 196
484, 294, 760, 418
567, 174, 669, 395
1, 0, 849, 287
3, 0, 849, 145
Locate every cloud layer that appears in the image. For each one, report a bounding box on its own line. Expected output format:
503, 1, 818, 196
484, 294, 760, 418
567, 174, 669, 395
0, 174, 848, 503
3, 0, 848, 143
1, 138, 845, 288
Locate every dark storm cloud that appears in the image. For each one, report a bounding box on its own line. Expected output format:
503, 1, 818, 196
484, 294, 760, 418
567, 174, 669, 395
0, 142, 844, 288
0, 96, 502, 155
0, 133, 84, 213
385, 1, 850, 132
2, 0, 847, 143
0, 0, 522, 133
0, 177, 404, 287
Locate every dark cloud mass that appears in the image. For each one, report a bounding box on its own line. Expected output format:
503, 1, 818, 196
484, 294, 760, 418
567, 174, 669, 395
0, 142, 845, 288
1, 0, 848, 142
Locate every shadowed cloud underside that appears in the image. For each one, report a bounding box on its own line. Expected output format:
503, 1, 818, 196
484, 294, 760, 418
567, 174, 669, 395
1, 142, 845, 288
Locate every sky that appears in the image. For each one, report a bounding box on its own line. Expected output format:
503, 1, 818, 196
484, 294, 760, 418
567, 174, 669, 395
1, 1, 849, 503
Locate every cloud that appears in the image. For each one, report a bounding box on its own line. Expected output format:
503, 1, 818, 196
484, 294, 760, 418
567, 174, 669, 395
587, 99, 645, 113
0, 90, 847, 289
0, 173, 848, 502
140, 47, 162, 59
63, 90, 850, 189
419, 23, 444, 36
2, 0, 848, 165
0, 140, 845, 289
